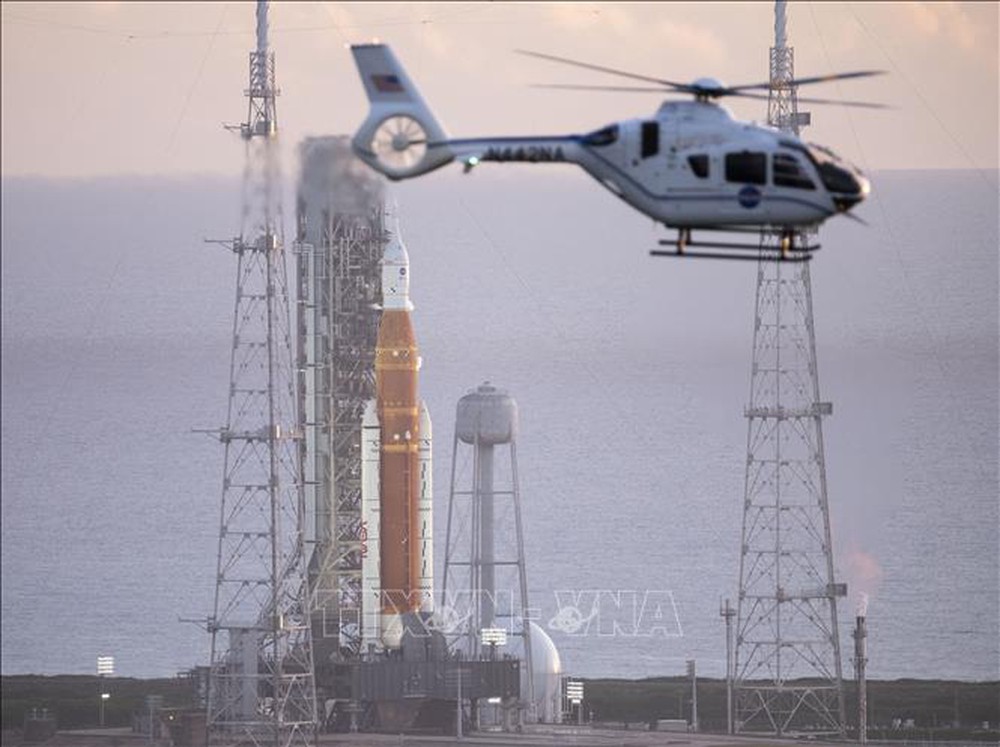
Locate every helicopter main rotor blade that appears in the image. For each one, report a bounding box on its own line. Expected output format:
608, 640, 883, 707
530, 83, 673, 93
531, 83, 887, 108
723, 89, 889, 109
520, 51, 887, 107
516, 49, 692, 92
778, 93, 888, 109
724, 69, 885, 93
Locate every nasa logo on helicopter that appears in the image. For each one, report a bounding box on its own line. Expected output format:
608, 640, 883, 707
348, 45, 883, 261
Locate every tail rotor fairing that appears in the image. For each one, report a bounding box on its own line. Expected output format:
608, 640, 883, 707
370, 115, 429, 174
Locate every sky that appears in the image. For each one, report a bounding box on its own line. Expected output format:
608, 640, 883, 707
1, 1, 997, 178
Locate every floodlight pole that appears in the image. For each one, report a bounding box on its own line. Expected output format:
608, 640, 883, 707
720, 598, 735, 734
687, 659, 698, 732
456, 652, 464, 741
96, 656, 114, 728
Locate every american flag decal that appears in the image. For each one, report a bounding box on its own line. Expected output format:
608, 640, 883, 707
372, 74, 404, 93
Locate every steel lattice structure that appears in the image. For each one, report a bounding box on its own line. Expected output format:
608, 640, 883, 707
207, 3, 317, 745
294, 144, 392, 738
441, 384, 535, 724
294, 147, 384, 661
732, 0, 846, 735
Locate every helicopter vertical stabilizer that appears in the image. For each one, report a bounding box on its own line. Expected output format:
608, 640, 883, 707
351, 43, 454, 179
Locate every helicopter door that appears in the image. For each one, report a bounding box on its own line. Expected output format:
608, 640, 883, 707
640, 122, 659, 159
724, 150, 768, 219
724, 151, 766, 185
631, 120, 663, 192
628, 121, 660, 167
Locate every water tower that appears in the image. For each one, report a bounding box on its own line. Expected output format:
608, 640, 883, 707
443, 383, 563, 723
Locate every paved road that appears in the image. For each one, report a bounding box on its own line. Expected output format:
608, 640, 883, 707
319, 724, 846, 747
0, 725, 847, 747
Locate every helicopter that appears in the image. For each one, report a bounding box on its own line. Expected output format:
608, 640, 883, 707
349, 44, 883, 261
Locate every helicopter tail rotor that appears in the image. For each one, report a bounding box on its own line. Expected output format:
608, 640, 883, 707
351, 44, 454, 180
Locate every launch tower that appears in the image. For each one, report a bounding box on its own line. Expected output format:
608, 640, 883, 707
206, 3, 317, 745
732, 0, 846, 734
294, 137, 385, 662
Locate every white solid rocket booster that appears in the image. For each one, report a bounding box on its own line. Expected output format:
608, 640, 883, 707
417, 401, 434, 614
360, 400, 382, 650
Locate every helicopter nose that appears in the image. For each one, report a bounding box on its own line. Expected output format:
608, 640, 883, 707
832, 169, 870, 212
857, 172, 871, 198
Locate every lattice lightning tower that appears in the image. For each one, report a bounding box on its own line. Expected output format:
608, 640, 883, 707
206, 2, 317, 745
732, 0, 847, 734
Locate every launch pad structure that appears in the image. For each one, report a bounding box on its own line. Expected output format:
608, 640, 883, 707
208, 0, 500, 738
294, 141, 523, 734
732, 0, 846, 735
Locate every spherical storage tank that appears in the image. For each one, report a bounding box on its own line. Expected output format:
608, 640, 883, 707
511, 620, 563, 723
455, 382, 518, 445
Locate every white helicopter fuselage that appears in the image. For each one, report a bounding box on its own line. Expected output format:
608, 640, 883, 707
448, 101, 850, 229
349, 44, 869, 233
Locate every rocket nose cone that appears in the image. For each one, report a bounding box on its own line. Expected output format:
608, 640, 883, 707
381, 221, 413, 310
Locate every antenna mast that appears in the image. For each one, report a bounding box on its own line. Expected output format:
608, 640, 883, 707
206, 2, 317, 744
732, 0, 847, 735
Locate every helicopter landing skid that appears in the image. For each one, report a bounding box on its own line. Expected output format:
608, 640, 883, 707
651, 229, 819, 262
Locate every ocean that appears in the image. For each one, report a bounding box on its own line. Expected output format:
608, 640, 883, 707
1, 167, 997, 681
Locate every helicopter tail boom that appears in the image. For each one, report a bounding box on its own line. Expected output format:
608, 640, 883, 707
351, 43, 454, 180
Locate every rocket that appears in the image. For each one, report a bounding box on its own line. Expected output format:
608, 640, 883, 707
361, 218, 433, 651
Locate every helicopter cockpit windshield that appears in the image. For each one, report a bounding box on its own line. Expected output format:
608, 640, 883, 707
781, 139, 869, 210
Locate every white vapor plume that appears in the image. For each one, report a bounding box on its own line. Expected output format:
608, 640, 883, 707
844, 545, 884, 610
856, 591, 869, 617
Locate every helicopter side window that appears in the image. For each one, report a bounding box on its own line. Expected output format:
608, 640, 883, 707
582, 125, 619, 147
641, 122, 659, 158
772, 153, 815, 190
688, 154, 709, 178
725, 151, 766, 185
